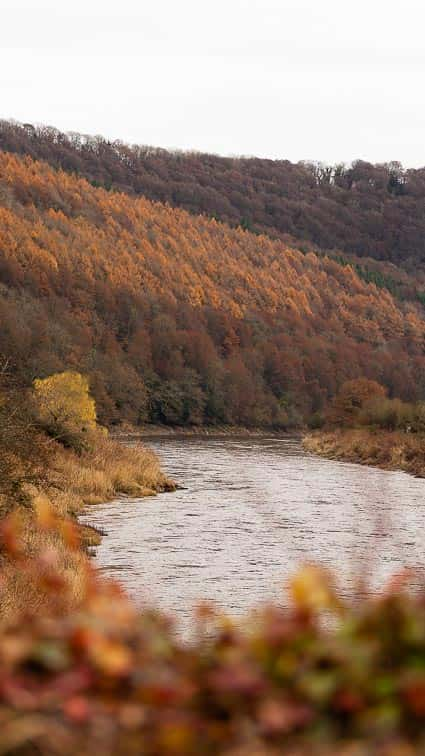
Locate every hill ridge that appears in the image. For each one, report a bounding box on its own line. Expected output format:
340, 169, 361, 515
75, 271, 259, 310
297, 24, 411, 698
2, 119, 425, 273
0, 149, 423, 427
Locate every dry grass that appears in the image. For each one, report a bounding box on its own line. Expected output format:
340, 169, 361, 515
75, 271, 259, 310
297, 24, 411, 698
0, 432, 175, 621
304, 428, 425, 477
0, 510, 89, 624
48, 430, 175, 513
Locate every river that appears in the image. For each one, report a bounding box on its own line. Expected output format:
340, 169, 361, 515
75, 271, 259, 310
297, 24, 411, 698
82, 436, 425, 630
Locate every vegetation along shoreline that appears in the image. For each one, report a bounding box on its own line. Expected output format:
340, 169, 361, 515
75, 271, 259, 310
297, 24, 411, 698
303, 428, 425, 478
0, 368, 175, 623
303, 377, 425, 478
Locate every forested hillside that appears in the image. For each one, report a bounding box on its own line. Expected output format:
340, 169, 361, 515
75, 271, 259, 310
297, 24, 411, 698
2, 120, 425, 272
0, 151, 424, 427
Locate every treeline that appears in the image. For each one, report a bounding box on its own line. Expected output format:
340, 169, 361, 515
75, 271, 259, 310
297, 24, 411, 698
0, 151, 424, 427
2, 120, 425, 270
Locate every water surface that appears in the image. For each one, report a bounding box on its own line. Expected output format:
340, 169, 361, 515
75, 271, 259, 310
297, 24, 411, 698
82, 436, 425, 627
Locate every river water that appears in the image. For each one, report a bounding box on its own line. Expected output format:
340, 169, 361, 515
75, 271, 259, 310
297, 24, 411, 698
82, 436, 425, 629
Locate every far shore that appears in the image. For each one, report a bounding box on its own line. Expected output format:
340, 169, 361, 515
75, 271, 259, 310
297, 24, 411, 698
111, 425, 425, 482
304, 428, 425, 479
111, 424, 301, 440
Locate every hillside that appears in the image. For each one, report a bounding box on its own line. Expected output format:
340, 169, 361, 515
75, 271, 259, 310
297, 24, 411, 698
2, 120, 425, 278
0, 151, 424, 427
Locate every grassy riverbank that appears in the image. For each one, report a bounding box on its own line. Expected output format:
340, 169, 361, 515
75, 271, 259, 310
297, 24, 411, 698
52, 431, 175, 510
303, 379, 425, 477
0, 369, 175, 622
304, 428, 425, 477
0, 431, 175, 623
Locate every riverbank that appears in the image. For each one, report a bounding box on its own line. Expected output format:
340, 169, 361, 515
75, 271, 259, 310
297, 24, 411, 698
0, 430, 175, 622
55, 432, 176, 543
304, 428, 425, 477
112, 422, 295, 439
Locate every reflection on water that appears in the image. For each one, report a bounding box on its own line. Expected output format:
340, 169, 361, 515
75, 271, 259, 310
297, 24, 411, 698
82, 436, 425, 628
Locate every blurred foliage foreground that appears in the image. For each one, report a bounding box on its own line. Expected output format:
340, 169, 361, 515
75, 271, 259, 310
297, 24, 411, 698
1, 512, 425, 755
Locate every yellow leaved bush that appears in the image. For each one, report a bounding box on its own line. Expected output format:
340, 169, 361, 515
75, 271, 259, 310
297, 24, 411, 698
33, 372, 96, 443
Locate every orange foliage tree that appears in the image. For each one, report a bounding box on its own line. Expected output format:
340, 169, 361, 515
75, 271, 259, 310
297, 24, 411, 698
0, 151, 424, 427
327, 378, 387, 426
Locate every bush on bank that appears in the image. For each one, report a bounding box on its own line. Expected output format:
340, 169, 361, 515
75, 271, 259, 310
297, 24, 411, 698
324, 378, 425, 434
1, 367, 173, 515
0, 368, 174, 619
305, 378, 425, 476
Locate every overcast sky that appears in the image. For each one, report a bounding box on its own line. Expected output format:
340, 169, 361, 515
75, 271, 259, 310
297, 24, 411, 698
2, 0, 425, 166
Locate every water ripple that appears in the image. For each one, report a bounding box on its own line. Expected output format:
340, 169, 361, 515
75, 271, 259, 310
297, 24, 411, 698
81, 436, 425, 631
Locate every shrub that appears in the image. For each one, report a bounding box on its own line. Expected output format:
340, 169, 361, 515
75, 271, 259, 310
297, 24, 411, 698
411, 401, 425, 433
327, 378, 387, 427
308, 411, 325, 429
1, 515, 425, 754
33, 371, 97, 450
360, 397, 415, 431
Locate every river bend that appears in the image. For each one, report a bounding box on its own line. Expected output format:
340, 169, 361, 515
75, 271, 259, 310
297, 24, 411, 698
82, 436, 425, 628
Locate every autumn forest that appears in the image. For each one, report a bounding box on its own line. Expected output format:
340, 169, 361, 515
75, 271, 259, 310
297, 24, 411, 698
0, 121, 424, 429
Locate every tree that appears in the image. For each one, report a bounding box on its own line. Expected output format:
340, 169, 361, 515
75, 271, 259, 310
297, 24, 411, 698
328, 378, 387, 427
33, 372, 96, 445
359, 396, 414, 431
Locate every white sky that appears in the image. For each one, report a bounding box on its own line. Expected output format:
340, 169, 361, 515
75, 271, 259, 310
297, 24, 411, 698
2, 0, 425, 166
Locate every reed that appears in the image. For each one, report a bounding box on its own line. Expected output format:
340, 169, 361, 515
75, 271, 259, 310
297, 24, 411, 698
46, 430, 175, 511
304, 428, 425, 477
